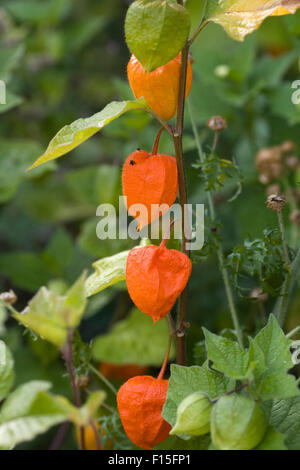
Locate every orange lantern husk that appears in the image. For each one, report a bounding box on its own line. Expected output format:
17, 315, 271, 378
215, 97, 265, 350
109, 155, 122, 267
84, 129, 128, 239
117, 375, 171, 449
126, 244, 192, 323
122, 149, 178, 230
127, 53, 193, 121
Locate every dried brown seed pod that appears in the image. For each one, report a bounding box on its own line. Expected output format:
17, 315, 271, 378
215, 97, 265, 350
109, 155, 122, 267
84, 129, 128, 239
255, 146, 283, 184
206, 116, 227, 132
0, 290, 17, 305
266, 194, 286, 212
281, 140, 296, 153
290, 210, 300, 225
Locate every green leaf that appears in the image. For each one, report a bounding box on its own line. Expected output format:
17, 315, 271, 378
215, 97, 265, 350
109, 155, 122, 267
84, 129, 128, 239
80, 391, 106, 422
0, 341, 15, 401
63, 273, 87, 329
185, 0, 207, 33
248, 338, 266, 379
79, 219, 133, 259
251, 314, 294, 373
269, 82, 300, 125
251, 51, 297, 89
0, 415, 65, 449
162, 363, 234, 427
205, 1, 300, 42
66, 165, 121, 207
0, 45, 24, 80
268, 396, 300, 449
0, 90, 22, 114
0, 139, 52, 204
0, 381, 67, 449
259, 370, 299, 400
0, 252, 53, 292
85, 250, 130, 297
6, 0, 71, 24
28, 99, 148, 170
0, 381, 52, 423
13, 273, 87, 348
255, 426, 287, 450
52, 393, 105, 427
203, 329, 253, 379
13, 291, 67, 348
92, 307, 176, 366
125, 0, 190, 72
43, 229, 75, 272
248, 316, 298, 399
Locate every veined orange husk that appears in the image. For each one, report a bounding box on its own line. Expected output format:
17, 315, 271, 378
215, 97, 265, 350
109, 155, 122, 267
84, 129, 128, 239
122, 149, 178, 230
127, 54, 193, 121
117, 375, 171, 449
126, 245, 192, 323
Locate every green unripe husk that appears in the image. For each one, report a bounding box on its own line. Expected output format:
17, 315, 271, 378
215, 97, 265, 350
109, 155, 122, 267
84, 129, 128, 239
170, 392, 212, 436
211, 394, 267, 450
125, 0, 190, 73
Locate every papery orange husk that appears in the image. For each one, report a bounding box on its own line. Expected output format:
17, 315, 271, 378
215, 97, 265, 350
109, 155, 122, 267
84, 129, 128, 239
127, 53, 192, 121
117, 375, 171, 449
126, 245, 192, 323
122, 149, 178, 230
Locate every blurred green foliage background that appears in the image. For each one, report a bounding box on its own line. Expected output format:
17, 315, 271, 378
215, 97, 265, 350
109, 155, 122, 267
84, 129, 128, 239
0, 0, 299, 449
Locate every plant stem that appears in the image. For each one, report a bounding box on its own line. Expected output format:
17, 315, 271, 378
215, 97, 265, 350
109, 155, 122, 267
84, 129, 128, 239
188, 99, 244, 349
187, 0, 209, 46
152, 127, 164, 154
277, 210, 290, 267
49, 422, 70, 450
160, 219, 176, 248
283, 176, 298, 248
167, 312, 176, 336
188, 20, 209, 46
173, 38, 190, 365
212, 383, 248, 403
89, 364, 118, 396
146, 110, 173, 136
275, 247, 300, 326
157, 332, 172, 380
274, 209, 293, 327
286, 325, 300, 339
61, 330, 85, 450
90, 419, 102, 451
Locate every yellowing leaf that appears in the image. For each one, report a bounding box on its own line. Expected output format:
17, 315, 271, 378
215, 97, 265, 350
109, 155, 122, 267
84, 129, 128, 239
271, 6, 295, 14
205, 1, 300, 41
85, 250, 130, 298
85, 242, 149, 297
12, 273, 87, 347
28, 99, 148, 170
